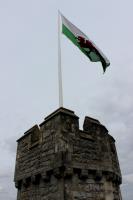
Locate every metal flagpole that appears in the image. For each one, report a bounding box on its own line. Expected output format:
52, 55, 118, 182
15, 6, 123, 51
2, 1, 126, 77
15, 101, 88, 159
58, 10, 63, 108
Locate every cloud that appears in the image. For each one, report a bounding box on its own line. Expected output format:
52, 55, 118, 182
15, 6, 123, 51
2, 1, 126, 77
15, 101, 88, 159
121, 182, 133, 200
0, 171, 16, 200
4, 136, 17, 155
0, 186, 4, 192
123, 174, 133, 184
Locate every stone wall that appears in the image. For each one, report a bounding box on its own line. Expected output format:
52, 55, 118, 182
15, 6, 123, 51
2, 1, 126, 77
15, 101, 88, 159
14, 107, 122, 200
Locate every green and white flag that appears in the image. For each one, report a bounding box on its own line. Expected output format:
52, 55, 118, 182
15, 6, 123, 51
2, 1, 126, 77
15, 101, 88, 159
61, 14, 110, 72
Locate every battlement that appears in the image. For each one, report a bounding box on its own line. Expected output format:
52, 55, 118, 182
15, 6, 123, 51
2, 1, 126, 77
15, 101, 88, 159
14, 108, 122, 200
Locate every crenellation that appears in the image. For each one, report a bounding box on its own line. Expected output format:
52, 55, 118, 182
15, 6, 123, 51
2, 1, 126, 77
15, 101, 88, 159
14, 108, 122, 200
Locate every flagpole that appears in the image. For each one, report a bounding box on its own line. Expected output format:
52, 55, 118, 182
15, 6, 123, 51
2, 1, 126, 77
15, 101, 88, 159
58, 10, 63, 108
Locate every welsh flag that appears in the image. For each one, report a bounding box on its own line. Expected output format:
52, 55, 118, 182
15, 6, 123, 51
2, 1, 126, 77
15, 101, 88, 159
61, 14, 110, 72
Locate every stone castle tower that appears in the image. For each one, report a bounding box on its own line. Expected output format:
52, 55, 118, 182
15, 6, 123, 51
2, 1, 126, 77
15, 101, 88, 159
14, 107, 122, 200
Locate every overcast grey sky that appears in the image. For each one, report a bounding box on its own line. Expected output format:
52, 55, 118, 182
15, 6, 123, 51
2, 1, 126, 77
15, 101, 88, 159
0, 0, 133, 199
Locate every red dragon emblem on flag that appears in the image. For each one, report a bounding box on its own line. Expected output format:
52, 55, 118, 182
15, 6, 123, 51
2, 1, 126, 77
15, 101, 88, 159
77, 36, 95, 50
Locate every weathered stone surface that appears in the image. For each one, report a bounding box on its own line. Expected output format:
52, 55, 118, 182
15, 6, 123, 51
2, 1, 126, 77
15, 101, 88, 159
14, 107, 122, 200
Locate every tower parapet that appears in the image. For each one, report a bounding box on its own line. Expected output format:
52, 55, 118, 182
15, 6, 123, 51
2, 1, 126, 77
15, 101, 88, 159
14, 107, 122, 200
